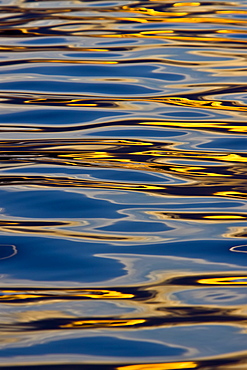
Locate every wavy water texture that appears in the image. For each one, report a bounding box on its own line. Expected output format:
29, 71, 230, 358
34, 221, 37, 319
0, 0, 247, 368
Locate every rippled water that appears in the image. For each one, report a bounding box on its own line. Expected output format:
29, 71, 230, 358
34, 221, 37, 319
0, 0, 247, 368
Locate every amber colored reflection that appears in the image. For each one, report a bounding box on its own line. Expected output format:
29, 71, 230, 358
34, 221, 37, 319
139, 121, 247, 134
3, 139, 152, 150
216, 10, 247, 14
120, 4, 247, 26
0, 138, 246, 166
0, 288, 134, 303
0, 133, 247, 199
198, 277, 247, 285
173, 2, 201, 6
61, 319, 146, 328
151, 97, 247, 112
212, 154, 247, 163
116, 361, 198, 369
99, 30, 246, 43
166, 272, 247, 288
204, 215, 246, 220
168, 165, 230, 177
1, 3, 247, 44
214, 191, 247, 199
18, 93, 247, 115
0, 176, 165, 191
121, 5, 187, 17
30, 59, 118, 65
0, 170, 246, 199
49, 143, 246, 184
2, 97, 244, 133
116, 354, 247, 370
1, 275, 247, 337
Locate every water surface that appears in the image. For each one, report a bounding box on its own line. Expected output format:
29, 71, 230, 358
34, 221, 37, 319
0, 0, 247, 368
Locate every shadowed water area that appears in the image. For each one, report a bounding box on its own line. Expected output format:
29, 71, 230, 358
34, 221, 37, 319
0, 0, 246, 368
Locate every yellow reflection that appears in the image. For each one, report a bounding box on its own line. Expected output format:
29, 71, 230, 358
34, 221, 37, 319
216, 29, 241, 34
122, 6, 172, 16
121, 17, 148, 23
216, 10, 247, 14
0, 289, 134, 302
58, 139, 153, 148
72, 289, 134, 299
140, 30, 174, 34
213, 154, 247, 163
0, 294, 44, 301
117, 362, 198, 370
58, 152, 157, 173
139, 121, 247, 133
61, 319, 145, 328
151, 97, 247, 112
60, 152, 114, 159
21, 96, 247, 130
29, 59, 118, 65
85, 49, 109, 51
214, 191, 247, 199
173, 2, 201, 6
169, 166, 229, 177
67, 103, 97, 106
160, 17, 247, 25
100, 27, 246, 40
198, 277, 247, 285
204, 215, 246, 219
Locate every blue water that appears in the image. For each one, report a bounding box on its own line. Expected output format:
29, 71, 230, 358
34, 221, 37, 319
0, 0, 247, 368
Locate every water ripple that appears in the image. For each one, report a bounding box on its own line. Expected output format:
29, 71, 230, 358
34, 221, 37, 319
0, 0, 247, 367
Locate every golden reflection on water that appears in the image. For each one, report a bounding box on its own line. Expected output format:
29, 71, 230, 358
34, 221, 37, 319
214, 191, 247, 199
116, 362, 198, 369
60, 319, 146, 328
198, 277, 247, 285
0, 288, 135, 302
151, 97, 247, 112
20, 96, 247, 116
0, 136, 246, 201
203, 215, 246, 220
140, 121, 247, 133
